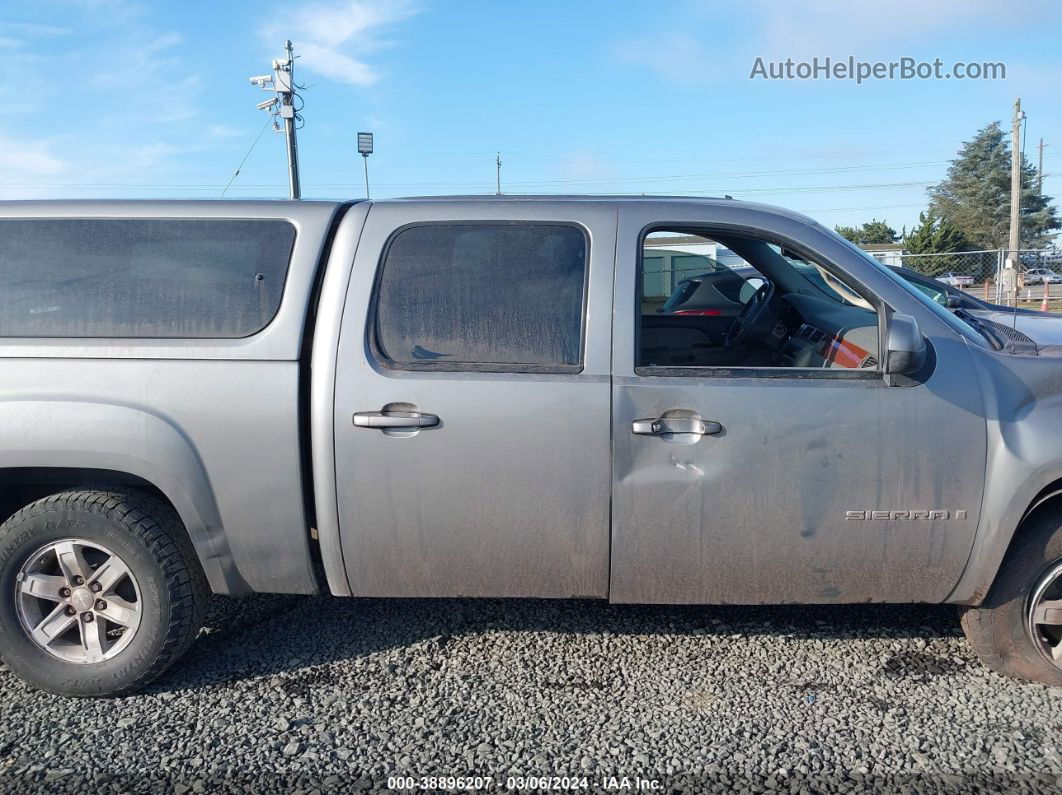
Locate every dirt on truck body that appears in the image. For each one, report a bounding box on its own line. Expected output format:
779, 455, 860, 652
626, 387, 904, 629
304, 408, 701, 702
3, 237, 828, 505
0, 196, 1061, 695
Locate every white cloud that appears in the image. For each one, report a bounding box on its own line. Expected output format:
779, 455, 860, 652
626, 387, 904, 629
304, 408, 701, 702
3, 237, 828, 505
208, 124, 246, 140
613, 33, 714, 85
555, 152, 618, 183
261, 0, 419, 86
0, 134, 71, 198
619, 0, 1033, 85
0, 3, 212, 198
746, 0, 1032, 58
0, 134, 69, 177
0, 21, 70, 37
90, 31, 202, 124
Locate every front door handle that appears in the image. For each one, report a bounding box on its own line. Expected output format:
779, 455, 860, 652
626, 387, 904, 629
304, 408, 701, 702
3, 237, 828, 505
353, 410, 440, 429
632, 417, 722, 436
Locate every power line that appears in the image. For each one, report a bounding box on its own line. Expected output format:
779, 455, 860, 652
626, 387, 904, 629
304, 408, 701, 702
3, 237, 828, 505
236, 151, 1062, 190
0, 178, 939, 193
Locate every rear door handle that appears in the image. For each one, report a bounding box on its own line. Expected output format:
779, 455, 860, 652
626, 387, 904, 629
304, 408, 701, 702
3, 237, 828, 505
353, 411, 440, 429
632, 417, 722, 436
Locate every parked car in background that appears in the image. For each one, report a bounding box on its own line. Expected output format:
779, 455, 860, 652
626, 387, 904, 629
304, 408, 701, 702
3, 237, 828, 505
4, 197, 1062, 699
889, 266, 1037, 313
887, 266, 1062, 346
1023, 268, 1062, 285
938, 272, 975, 288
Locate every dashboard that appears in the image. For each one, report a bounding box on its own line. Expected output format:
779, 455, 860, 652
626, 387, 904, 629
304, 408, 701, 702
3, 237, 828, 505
773, 293, 879, 369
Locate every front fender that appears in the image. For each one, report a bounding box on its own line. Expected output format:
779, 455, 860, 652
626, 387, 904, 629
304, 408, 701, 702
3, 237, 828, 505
0, 399, 247, 594
949, 349, 1062, 604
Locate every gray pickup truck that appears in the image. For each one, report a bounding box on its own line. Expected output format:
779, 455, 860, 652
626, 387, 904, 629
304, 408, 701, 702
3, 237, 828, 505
1, 197, 1061, 696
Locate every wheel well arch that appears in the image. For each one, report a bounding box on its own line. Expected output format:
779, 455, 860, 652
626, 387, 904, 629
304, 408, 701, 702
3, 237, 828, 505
1020, 479, 1062, 527
976, 478, 1062, 603
0, 466, 245, 595
0, 467, 166, 524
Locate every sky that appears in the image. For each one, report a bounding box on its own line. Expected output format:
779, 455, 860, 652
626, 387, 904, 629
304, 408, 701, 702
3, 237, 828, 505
1, 0, 1061, 233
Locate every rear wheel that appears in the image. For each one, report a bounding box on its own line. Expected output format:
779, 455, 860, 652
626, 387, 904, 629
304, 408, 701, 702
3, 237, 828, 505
960, 508, 1062, 685
0, 488, 207, 696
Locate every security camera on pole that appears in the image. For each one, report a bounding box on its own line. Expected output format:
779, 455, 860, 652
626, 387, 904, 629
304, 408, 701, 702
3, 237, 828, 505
249, 41, 302, 200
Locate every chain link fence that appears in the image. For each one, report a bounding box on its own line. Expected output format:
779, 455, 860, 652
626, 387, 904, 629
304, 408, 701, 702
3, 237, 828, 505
878, 249, 1062, 312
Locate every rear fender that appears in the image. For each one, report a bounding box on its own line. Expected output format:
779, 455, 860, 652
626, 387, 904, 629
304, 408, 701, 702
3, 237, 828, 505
0, 400, 245, 594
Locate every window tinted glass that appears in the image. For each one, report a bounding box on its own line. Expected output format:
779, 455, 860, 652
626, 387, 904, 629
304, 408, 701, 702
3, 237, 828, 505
0, 218, 296, 338
374, 223, 587, 369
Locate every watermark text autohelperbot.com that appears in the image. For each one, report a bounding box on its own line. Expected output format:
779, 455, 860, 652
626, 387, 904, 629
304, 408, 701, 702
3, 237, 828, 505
750, 56, 1005, 84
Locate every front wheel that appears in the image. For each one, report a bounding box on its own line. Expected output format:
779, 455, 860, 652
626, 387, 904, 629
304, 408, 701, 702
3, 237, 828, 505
960, 508, 1062, 685
0, 488, 207, 696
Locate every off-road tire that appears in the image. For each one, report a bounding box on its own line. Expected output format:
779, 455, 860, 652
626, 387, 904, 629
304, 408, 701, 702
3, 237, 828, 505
960, 507, 1062, 685
0, 488, 208, 696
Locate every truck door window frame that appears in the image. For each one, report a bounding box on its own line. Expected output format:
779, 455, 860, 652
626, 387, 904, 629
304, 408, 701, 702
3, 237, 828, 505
634, 223, 889, 381
367, 220, 591, 375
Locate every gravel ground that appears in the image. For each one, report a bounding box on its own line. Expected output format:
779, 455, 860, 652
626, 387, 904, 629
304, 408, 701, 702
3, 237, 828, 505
0, 595, 1059, 793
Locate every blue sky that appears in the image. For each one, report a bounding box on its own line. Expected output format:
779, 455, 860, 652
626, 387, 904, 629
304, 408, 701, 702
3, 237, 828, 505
2, 0, 1060, 232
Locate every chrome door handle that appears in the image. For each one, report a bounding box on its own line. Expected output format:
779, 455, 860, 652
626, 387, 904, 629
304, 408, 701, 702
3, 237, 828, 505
353, 411, 440, 429
632, 417, 721, 436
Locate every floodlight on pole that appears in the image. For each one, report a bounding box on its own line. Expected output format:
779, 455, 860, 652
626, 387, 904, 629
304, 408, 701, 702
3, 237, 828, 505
358, 132, 373, 198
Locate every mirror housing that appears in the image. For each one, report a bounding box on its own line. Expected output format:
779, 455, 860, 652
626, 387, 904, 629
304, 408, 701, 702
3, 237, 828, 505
884, 313, 927, 375
945, 294, 962, 309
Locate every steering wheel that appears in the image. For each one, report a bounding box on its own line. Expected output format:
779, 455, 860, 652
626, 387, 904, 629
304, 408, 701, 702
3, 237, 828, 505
724, 281, 776, 350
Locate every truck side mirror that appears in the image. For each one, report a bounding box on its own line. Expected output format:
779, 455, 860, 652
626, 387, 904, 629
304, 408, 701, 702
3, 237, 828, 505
884, 313, 927, 375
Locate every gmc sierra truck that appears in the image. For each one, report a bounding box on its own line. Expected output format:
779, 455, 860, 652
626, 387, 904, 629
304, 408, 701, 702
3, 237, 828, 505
1, 197, 1061, 696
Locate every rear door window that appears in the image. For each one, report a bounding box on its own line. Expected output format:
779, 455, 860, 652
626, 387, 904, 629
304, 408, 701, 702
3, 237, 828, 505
0, 218, 296, 338
372, 223, 588, 371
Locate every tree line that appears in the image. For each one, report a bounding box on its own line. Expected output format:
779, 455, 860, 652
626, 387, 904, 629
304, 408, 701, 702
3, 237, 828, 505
834, 121, 1059, 262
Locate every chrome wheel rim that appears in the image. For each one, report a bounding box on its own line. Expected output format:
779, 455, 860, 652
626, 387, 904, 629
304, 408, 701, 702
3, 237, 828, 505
15, 538, 143, 664
1026, 560, 1062, 670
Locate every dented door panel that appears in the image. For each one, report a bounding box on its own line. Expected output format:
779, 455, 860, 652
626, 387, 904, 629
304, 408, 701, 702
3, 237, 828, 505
610, 372, 987, 603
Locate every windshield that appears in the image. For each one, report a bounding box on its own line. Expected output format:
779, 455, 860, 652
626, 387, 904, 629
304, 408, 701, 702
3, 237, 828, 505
823, 228, 991, 348
898, 274, 948, 305
783, 255, 872, 309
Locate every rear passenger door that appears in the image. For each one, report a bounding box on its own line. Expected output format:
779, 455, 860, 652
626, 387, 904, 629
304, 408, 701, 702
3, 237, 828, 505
332, 202, 615, 598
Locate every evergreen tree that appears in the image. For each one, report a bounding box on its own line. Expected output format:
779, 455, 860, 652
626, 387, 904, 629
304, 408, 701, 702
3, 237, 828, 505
859, 219, 898, 244
902, 210, 971, 277
834, 224, 860, 243
833, 219, 898, 245
929, 121, 1059, 249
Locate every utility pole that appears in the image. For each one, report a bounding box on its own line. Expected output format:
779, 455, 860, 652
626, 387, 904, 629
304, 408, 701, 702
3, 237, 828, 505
277, 41, 301, 200
248, 40, 302, 199
1039, 138, 1049, 197
1004, 98, 1023, 306
496, 152, 502, 195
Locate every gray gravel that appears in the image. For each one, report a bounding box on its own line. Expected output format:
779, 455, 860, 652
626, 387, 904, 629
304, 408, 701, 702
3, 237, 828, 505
0, 596, 1060, 793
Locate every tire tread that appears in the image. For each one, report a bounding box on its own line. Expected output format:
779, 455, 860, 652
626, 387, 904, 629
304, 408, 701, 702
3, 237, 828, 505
959, 507, 1062, 685
0, 487, 208, 696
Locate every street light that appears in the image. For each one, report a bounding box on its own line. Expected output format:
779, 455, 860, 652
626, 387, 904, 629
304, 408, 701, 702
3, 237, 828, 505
357, 132, 373, 198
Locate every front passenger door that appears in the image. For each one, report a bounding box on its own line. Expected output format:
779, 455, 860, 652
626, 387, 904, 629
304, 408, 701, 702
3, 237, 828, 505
609, 204, 988, 605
